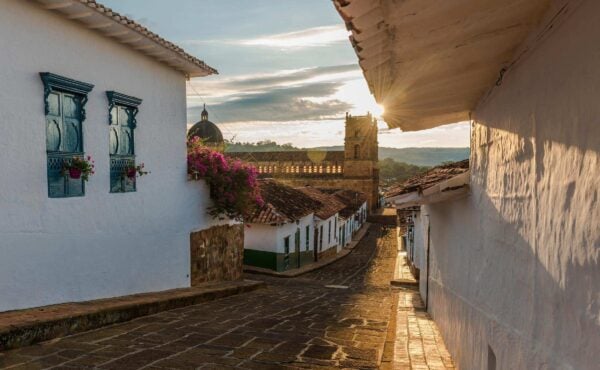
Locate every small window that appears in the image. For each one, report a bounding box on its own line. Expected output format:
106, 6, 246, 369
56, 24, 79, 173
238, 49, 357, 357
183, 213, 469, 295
41, 73, 94, 198
107, 92, 142, 193
354, 144, 360, 159
305, 225, 310, 250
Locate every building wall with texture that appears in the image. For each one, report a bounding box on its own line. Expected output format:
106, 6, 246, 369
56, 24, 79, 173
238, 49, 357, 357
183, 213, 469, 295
0, 0, 217, 312
423, 2, 600, 369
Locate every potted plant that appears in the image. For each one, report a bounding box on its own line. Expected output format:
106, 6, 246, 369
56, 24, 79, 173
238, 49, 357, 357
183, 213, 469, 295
122, 163, 149, 180
63, 156, 95, 181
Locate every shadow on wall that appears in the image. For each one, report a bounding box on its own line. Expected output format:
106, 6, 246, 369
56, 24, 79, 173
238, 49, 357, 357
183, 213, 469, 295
424, 120, 599, 369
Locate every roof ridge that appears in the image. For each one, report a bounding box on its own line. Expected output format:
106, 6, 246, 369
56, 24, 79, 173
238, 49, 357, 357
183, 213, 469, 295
80, 0, 217, 75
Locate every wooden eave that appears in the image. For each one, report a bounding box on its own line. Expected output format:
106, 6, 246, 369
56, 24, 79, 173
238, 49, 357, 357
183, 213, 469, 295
333, 0, 560, 131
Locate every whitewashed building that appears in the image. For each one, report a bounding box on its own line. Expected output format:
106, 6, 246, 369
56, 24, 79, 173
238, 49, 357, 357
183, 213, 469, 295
338, 0, 600, 369
244, 180, 321, 272
296, 187, 346, 258
0, 0, 219, 313
327, 189, 368, 248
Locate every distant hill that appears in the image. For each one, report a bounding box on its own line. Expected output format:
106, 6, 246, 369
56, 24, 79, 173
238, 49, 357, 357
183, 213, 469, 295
225, 141, 469, 167
378, 147, 469, 166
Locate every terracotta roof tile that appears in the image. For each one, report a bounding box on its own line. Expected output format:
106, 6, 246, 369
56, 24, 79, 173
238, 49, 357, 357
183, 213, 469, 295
385, 159, 469, 198
295, 187, 347, 220
40, 0, 217, 76
318, 188, 367, 219
247, 180, 322, 224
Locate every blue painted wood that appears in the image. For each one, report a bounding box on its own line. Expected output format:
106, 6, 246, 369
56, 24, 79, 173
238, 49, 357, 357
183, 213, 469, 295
110, 155, 136, 193
107, 91, 141, 193
41, 73, 92, 198
40, 73, 93, 119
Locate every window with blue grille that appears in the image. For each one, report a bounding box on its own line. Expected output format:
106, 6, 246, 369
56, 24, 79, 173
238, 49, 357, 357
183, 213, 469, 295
41, 73, 94, 198
106, 91, 142, 193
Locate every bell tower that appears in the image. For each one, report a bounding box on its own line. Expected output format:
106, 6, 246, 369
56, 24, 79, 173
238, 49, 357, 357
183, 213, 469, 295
342, 112, 379, 211
344, 112, 378, 177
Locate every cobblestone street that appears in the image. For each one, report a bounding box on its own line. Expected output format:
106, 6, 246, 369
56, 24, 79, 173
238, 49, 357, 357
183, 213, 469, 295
0, 225, 453, 369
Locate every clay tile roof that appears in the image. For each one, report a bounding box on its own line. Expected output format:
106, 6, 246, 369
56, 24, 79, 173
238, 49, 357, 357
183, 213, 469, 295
227, 151, 345, 163
385, 159, 469, 198
247, 180, 322, 224
37, 0, 217, 76
318, 188, 367, 219
295, 187, 347, 220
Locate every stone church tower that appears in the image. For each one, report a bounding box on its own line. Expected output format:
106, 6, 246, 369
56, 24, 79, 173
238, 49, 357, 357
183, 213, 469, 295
343, 112, 378, 177
342, 112, 380, 209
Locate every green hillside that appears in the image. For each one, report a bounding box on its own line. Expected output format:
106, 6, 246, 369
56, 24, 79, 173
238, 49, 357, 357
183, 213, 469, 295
226, 142, 469, 167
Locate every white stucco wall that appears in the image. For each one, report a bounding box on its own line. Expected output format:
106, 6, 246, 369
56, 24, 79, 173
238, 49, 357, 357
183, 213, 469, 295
277, 214, 314, 254
315, 214, 339, 252
0, 0, 218, 312
245, 213, 314, 254
424, 2, 600, 369
243, 224, 278, 252
410, 211, 428, 300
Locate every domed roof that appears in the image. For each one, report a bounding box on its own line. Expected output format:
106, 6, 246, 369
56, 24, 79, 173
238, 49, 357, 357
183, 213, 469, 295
187, 105, 223, 143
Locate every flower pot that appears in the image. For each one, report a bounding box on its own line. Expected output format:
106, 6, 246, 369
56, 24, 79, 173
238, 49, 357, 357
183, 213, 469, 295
68, 168, 82, 179
126, 168, 137, 179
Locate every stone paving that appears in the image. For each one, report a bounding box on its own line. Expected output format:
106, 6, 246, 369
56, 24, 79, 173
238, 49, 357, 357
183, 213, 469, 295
0, 225, 454, 369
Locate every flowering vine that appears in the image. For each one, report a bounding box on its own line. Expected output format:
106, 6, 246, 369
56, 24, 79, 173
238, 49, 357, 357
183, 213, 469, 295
187, 137, 263, 221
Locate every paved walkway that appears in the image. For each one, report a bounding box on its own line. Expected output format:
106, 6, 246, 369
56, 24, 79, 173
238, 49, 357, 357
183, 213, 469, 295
0, 225, 454, 369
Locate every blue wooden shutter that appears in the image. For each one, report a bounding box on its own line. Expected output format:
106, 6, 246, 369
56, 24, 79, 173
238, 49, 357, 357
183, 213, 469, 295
107, 92, 142, 193
42, 73, 93, 198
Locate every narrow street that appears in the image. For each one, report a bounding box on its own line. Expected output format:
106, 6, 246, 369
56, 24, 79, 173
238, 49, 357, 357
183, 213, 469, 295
0, 225, 453, 369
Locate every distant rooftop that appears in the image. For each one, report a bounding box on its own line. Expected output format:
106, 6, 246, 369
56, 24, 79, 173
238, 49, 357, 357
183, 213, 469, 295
296, 187, 347, 220
247, 180, 322, 224
385, 159, 469, 199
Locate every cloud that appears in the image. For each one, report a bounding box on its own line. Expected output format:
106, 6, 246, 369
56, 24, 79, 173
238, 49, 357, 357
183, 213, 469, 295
188, 64, 362, 100
238, 25, 349, 49
186, 25, 349, 50
188, 82, 352, 123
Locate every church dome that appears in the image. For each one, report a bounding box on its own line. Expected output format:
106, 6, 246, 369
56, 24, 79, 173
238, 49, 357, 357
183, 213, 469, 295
187, 105, 223, 144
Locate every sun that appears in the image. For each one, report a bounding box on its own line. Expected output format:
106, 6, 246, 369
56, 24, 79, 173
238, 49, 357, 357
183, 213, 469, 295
370, 103, 384, 117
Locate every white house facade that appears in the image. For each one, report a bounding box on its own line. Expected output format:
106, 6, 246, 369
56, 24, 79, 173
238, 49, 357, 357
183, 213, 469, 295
0, 0, 217, 312
243, 180, 322, 272
341, 1, 600, 369
244, 213, 315, 272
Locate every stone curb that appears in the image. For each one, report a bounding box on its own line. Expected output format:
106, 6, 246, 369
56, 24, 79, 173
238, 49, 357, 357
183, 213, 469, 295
244, 223, 372, 278
0, 279, 265, 351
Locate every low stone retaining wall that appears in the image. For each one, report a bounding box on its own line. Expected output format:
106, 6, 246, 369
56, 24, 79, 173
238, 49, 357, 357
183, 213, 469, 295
190, 224, 244, 285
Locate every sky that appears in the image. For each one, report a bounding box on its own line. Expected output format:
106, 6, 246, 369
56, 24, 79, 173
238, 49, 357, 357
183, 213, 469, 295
101, 0, 469, 148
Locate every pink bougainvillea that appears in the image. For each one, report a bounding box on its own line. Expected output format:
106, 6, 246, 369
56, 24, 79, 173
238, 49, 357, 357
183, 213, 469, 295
187, 137, 263, 221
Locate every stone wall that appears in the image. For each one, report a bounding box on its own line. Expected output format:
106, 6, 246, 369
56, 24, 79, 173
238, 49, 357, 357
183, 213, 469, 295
190, 224, 244, 285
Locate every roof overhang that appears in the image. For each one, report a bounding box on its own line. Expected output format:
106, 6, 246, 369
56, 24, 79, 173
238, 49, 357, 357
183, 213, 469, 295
387, 171, 470, 209
333, 0, 554, 131
35, 0, 217, 77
